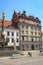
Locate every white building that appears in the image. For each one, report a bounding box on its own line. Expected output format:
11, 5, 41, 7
4, 29, 19, 46
0, 20, 19, 49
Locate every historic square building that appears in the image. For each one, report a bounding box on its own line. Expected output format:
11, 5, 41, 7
0, 11, 41, 51
11, 11, 41, 50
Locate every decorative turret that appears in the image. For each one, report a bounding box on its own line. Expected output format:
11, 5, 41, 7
11, 10, 41, 23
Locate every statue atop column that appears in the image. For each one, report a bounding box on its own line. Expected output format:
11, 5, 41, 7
1, 12, 5, 38
0, 12, 6, 50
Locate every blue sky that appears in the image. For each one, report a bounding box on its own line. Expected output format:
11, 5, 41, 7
0, 0, 43, 29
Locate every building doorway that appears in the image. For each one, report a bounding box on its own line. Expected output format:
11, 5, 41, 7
31, 45, 34, 50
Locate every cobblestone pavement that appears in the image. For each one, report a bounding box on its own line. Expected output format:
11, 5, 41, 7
0, 56, 43, 65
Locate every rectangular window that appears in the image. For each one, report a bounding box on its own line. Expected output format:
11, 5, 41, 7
7, 38, 9, 42
7, 31, 9, 36
31, 32, 33, 35
35, 32, 37, 35
22, 31, 24, 34
38, 33, 40, 35
12, 38, 14, 42
16, 38, 19, 43
31, 38, 33, 41
12, 32, 14, 36
22, 36, 24, 41
31, 27, 33, 30
26, 31, 28, 34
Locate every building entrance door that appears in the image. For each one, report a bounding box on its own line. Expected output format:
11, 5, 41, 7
31, 45, 34, 50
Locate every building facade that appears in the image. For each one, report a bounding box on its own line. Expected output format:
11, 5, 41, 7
0, 20, 19, 50
12, 11, 41, 51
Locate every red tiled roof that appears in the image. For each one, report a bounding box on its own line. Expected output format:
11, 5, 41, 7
12, 12, 41, 23
0, 20, 18, 29
12, 12, 41, 26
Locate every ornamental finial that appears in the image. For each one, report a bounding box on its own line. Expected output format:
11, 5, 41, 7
2, 11, 5, 20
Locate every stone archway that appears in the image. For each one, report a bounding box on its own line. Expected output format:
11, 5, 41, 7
31, 45, 34, 50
